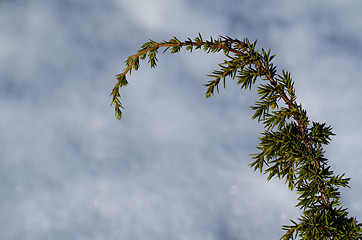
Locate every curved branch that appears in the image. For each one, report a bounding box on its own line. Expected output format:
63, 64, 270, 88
112, 34, 361, 239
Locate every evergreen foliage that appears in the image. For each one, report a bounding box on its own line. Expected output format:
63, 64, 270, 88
111, 34, 362, 239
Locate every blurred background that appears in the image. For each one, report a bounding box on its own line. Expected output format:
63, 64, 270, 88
1, 0, 362, 239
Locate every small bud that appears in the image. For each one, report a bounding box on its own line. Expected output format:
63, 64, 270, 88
220, 41, 230, 48
235, 41, 246, 49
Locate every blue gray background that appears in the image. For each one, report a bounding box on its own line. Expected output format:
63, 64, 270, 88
1, 0, 362, 239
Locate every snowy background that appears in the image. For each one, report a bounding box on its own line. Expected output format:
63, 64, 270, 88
1, 0, 362, 239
